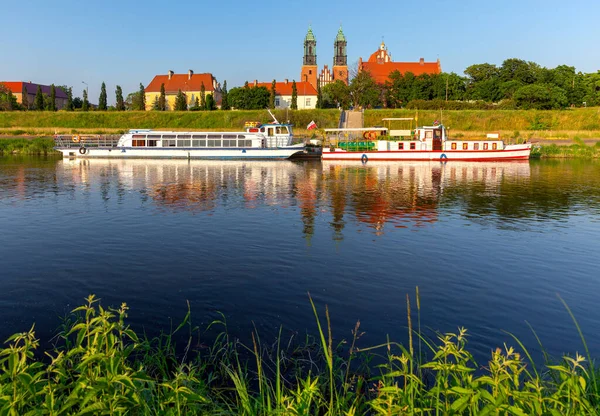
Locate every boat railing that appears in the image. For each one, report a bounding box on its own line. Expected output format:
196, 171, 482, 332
54, 134, 121, 148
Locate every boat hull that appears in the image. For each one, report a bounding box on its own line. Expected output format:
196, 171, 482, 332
55, 146, 305, 160
322, 144, 532, 161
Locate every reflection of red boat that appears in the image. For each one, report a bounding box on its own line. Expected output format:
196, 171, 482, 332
323, 124, 531, 162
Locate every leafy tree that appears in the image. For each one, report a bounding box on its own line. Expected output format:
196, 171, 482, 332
21, 85, 29, 110
35, 85, 44, 111
221, 80, 230, 110
227, 86, 270, 109
322, 80, 351, 109
349, 71, 381, 108
291, 80, 298, 110
0, 84, 19, 111
200, 82, 206, 110
82, 89, 89, 111
206, 94, 216, 110
500, 58, 539, 85
269, 79, 276, 109
158, 83, 166, 111
513, 84, 568, 109
73, 96, 82, 109
49, 84, 56, 111
138, 83, 146, 111
115, 86, 125, 111
98, 82, 107, 110
174, 89, 187, 111
151, 95, 161, 110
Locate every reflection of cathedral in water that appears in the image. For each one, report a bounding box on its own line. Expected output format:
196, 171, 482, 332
58, 159, 531, 238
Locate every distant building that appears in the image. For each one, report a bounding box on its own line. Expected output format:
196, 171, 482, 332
252, 79, 318, 110
358, 42, 441, 84
1, 82, 68, 109
144, 70, 221, 110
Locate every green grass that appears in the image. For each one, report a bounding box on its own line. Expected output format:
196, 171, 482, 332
0, 137, 57, 155
1, 293, 598, 415
533, 142, 600, 159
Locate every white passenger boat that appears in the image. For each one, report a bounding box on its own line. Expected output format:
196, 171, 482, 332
54, 121, 305, 160
322, 121, 532, 162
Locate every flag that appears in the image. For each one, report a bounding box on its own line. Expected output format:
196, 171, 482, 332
307, 120, 317, 130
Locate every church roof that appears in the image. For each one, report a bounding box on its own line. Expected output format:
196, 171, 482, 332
304, 26, 316, 42
335, 26, 346, 42
145, 72, 217, 93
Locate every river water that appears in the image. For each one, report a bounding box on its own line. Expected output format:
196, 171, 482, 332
1, 156, 599, 362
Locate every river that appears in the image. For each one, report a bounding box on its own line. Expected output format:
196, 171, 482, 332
1, 156, 599, 362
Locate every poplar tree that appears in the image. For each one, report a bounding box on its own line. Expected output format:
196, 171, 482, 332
174, 89, 187, 111
316, 82, 323, 109
138, 83, 146, 111
98, 82, 107, 110
152, 96, 160, 110
158, 83, 166, 111
221, 80, 229, 110
66, 87, 74, 111
22, 85, 29, 110
200, 82, 206, 110
206, 94, 216, 110
269, 79, 276, 109
82, 89, 89, 111
291, 80, 298, 110
115, 86, 125, 111
35, 85, 44, 111
49, 84, 56, 111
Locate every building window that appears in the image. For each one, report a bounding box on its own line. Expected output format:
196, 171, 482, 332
305, 98, 311, 107
451, 142, 457, 150
410, 142, 416, 150
398, 142, 404, 150
483, 143, 488, 150
474, 143, 479, 150
463, 143, 468, 150
275, 98, 280, 107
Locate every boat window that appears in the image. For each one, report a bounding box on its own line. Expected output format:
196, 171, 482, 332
163, 139, 176, 147
463, 143, 468, 150
267, 128, 274, 137
474, 143, 479, 150
207, 134, 222, 139
147, 135, 161, 139
132, 140, 146, 147
192, 140, 206, 147
162, 134, 176, 139
223, 134, 236, 139
208, 139, 220, 147
245, 140, 253, 147
260, 127, 265, 133
178, 140, 191, 147
425, 130, 433, 139
192, 134, 206, 139
483, 143, 488, 150
238, 135, 245, 139
276, 127, 282, 134
398, 142, 404, 150
283, 126, 290, 134
451, 142, 457, 150
492, 143, 497, 150
410, 142, 416, 150
223, 139, 235, 147
132, 134, 146, 139
434, 129, 442, 139
147, 140, 157, 147
177, 135, 191, 139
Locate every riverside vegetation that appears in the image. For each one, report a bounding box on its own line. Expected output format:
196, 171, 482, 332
0, 293, 599, 415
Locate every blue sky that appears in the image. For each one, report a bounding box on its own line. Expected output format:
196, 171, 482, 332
2, 0, 598, 104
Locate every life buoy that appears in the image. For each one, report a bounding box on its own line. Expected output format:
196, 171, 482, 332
362, 131, 376, 140
79, 147, 87, 155
361, 154, 368, 164
72, 135, 81, 143
440, 153, 448, 161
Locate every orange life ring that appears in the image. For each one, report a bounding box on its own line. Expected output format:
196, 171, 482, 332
72, 135, 81, 143
362, 131, 376, 140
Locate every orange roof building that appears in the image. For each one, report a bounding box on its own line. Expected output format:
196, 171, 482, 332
1, 81, 68, 110
144, 70, 221, 110
358, 42, 441, 84
251, 79, 318, 110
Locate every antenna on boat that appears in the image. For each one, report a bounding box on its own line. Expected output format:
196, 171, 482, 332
267, 108, 280, 124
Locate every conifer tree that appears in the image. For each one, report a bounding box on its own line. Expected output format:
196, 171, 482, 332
82, 89, 89, 111
22, 85, 29, 110
194, 97, 200, 108
206, 94, 216, 110
159, 83, 166, 111
200, 82, 206, 110
66, 87, 74, 111
291, 80, 298, 110
35, 85, 44, 111
316, 82, 323, 109
138, 83, 146, 111
174, 89, 187, 111
49, 84, 56, 111
115, 86, 125, 111
98, 82, 107, 110
152, 96, 160, 110
269, 79, 276, 109
221, 80, 229, 110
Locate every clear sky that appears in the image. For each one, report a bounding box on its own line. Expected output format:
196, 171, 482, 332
2, 0, 598, 104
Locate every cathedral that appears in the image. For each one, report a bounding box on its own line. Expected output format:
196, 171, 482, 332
300, 26, 349, 90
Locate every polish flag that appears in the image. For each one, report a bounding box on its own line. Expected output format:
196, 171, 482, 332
307, 120, 317, 130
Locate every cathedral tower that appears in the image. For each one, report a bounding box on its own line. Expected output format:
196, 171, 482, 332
332, 26, 348, 84
300, 26, 318, 90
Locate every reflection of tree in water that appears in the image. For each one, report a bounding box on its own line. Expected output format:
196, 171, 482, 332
152, 182, 217, 212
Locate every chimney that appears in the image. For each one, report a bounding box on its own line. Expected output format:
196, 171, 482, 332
284, 79, 288, 84
188, 69, 193, 80
419, 58, 424, 65
254, 80, 258, 86
168, 70, 174, 80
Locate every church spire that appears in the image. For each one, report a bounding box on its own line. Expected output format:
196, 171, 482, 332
303, 26, 317, 66
333, 25, 347, 66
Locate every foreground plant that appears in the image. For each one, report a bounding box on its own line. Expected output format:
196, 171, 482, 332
0, 293, 598, 415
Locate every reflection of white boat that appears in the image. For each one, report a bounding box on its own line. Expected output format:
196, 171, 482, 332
322, 124, 531, 162
54, 121, 305, 160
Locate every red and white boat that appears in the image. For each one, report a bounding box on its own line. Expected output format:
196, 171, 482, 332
322, 122, 531, 162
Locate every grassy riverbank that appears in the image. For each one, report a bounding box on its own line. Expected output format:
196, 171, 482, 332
1, 108, 600, 141
0, 294, 598, 414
